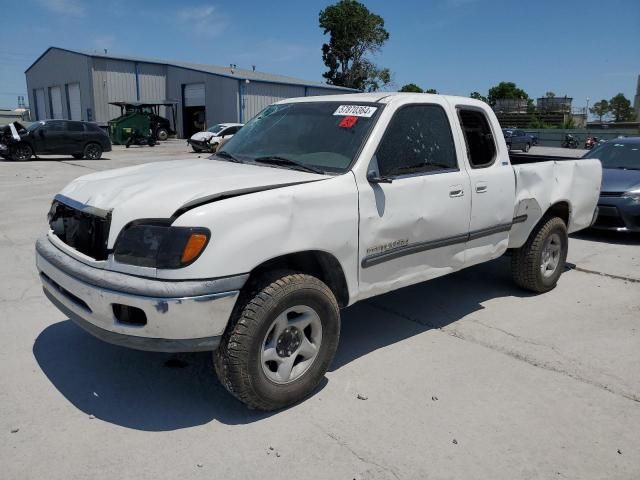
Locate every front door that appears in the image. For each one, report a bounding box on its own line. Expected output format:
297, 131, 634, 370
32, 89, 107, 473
357, 102, 472, 299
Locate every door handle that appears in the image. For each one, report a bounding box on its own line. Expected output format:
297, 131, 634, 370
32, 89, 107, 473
476, 185, 488, 193
449, 189, 464, 197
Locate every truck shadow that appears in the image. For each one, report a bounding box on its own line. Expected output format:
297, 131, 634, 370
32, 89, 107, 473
33, 257, 531, 431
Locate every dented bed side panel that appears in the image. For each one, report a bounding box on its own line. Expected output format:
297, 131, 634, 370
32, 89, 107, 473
508, 159, 602, 248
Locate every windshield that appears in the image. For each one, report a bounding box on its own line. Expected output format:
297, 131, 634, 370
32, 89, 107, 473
503, 129, 513, 136
584, 141, 640, 169
218, 102, 381, 173
207, 124, 226, 134
26, 122, 44, 132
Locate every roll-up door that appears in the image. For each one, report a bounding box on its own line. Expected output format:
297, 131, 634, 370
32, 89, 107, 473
35, 89, 46, 120
184, 83, 205, 106
50, 86, 63, 119
67, 83, 81, 120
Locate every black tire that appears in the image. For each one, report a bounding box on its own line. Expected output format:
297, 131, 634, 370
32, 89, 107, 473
511, 216, 568, 293
10, 143, 33, 161
523, 143, 530, 153
507, 143, 512, 152
214, 272, 340, 410
156, 128, 169, 141
208, 142, 219, 153
72, 153, 84, 159
83, 143, 102, 159
191, 146, 202, 153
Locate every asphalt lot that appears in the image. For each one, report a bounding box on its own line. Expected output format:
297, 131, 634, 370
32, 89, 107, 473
1, 142, 638, 479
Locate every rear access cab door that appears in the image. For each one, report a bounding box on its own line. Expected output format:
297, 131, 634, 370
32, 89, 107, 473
353, 97, 472, 299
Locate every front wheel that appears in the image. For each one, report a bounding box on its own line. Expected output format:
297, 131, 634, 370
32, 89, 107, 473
11, 143, 33, 161
511, 216, 568, 293
523, 143, 530, 153
214, 272, 340, 410
83, 143, 102, 159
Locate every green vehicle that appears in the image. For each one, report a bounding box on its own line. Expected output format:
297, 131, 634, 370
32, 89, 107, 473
108, 101, 176, 145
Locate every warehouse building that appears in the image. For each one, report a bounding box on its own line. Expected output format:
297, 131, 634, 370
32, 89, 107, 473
25, 47, 352, 138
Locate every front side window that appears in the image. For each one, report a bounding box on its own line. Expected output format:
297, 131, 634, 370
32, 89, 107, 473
375, 104, 458, 177
458, 109, 497, 168
220, 102, 381, 173
207, 124, 226, 134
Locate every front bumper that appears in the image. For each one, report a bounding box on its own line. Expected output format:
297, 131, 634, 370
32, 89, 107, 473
186, 139, 212, 150
36, 236, 247, 352
593, 196, 640, 232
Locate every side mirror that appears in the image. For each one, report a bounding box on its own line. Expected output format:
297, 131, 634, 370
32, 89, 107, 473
367, 170, 393, 184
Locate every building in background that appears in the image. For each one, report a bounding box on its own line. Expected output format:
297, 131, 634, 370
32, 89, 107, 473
25, 47, 352, 138
536, 96, 572, 113
634, 75, 640, 122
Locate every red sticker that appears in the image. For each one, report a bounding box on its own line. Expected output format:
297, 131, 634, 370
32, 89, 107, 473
339, 116, 358, 128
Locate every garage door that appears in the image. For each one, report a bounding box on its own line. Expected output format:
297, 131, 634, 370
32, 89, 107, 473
184, 83, 205, 106
35, 89, 46, 120
67, 83, 81, 120
50, 86, 63, 119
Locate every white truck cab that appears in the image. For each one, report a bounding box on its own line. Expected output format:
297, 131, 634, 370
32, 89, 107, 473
36, 93, 601, 410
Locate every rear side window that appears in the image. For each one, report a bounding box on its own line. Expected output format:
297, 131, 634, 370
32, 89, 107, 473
67, 122, 85, 132
86, 123, 104, 133
458, 109, 497, 168
376, 104, 458, 177
44, 121, 66, 131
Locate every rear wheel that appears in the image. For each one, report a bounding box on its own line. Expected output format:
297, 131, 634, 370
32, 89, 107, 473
191, 146, 202, 153
156, 128, 169, 141
83, 143, 102, 160
523, 142, 531, 153
511, 216, 568, 293
10, 143, 32, 161
214, 272, 340, 410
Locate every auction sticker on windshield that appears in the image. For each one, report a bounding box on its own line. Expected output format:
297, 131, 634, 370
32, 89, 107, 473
333, 105, 378, 117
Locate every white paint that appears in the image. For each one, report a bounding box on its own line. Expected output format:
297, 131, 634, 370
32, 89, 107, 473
44, 93, 602, 342
35, 89, 46, 120
183, 83, 205, 107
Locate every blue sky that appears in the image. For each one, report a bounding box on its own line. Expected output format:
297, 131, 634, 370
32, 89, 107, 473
1, 0, 638, 111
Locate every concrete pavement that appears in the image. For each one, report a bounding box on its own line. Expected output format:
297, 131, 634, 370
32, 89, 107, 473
1, 143, 638, 479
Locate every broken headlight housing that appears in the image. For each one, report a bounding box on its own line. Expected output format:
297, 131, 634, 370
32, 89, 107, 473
114, 224, 210, 268
622, 188, 640, 203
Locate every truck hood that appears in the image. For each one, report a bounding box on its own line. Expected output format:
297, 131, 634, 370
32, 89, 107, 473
601, 168, 640, 193
190, 131, 215, 141
59, 159, 326, 244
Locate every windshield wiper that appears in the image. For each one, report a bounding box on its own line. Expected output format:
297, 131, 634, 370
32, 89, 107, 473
253, 155, 324, 174
215, 150, 243, 163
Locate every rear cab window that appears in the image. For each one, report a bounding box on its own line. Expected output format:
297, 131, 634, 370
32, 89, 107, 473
457, 109, 497, 168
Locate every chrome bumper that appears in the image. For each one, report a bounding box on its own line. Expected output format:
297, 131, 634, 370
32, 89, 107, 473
36, 236, 247, 352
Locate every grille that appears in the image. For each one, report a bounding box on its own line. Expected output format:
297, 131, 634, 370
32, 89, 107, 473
48, 200, 111, 260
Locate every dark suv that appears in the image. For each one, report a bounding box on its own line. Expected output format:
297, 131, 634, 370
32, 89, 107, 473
502, 128, 532, 152
0, 120, 112, 161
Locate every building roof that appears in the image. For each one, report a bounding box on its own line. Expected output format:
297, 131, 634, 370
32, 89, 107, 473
26, 47, 354, 91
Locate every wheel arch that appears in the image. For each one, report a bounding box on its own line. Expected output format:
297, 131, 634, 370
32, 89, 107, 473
246, 250, 350, 308
545, 200, 571, 226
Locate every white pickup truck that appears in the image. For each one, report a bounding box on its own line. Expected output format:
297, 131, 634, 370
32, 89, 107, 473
36, 93, 601, 410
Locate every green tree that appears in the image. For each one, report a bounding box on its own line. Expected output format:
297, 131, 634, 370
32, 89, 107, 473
589, 100, 610, 122
608, 93, 635, 122
487, 81, 530, 106
545, 91, 556, 98
319, 0, 390, 91
425, 88, 438, 94
400, 83, 423, 93
469, 91, 488, 103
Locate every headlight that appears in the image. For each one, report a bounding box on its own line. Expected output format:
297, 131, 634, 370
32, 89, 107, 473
622, 188, 640, 202
114, 224, 210, 268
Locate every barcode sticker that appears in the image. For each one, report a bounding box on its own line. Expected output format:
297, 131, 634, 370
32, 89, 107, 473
333, 105, 378, 117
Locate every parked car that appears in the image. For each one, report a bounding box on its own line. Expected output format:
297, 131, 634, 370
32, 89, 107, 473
502, 128, 532, 152
583, 137, 640, 231
525, 132, 538, 146
36, 93, 601, 410
0, 120, 111, 161
187, 123, 243, 153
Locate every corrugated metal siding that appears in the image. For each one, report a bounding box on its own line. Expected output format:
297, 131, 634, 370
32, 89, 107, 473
25, 49, 93, 121
243, 82, 305, 121
34, 89, 46, 120
67, 83, 82, 120
136, 62, 167, 117
92, 58, 137, 122
166, 66, 239, 138
49, 86, 63, 118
